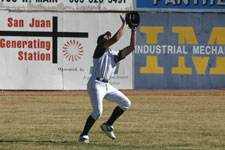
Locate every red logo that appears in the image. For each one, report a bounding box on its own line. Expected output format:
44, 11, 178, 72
62, 40, 84, 62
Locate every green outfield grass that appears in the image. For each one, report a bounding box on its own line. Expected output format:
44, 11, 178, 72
0, 93, 225, 150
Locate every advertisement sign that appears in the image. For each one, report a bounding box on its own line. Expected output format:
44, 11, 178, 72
0, 0, 132, 11
135, 0, 225, 12
135, 13, 225, 89
0, 11, 133, 90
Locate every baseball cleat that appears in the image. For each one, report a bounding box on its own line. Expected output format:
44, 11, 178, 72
79, 135, 89, 143
100, 123, 116, 140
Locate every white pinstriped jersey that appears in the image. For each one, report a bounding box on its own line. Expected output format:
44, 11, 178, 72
90, 42, 123, 81
92, 48, 119, 81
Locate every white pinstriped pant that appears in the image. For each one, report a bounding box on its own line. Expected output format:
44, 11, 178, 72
87, 77, 131, 120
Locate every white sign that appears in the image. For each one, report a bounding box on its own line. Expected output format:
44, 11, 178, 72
0, 0, 133, 11
0, 11, 133, 90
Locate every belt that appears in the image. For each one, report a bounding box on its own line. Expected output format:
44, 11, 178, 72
96, 77, 108, 83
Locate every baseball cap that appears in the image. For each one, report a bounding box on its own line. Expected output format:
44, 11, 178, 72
97, 31, 111, 44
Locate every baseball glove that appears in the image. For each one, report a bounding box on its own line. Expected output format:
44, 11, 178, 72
125, 11, 140, 29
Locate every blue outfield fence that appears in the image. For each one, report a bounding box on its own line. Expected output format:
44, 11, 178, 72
134, 13, 225, 89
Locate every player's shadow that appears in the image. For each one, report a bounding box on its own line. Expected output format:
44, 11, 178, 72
0, 139, 146, 149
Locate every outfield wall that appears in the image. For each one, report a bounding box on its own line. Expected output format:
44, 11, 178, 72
134, 0, 225, 89
135, 13, 225, 89
0, 11, 133, 90
0, 0, 225, 90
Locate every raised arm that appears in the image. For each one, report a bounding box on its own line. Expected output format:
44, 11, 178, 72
120, 27, 136, 59
103, 15, 127, 48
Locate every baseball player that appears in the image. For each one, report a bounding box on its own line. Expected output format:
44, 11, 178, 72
79, 14, 136, 143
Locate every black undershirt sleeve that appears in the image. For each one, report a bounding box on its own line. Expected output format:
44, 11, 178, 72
114, 50, 125, 63
93, 42, 106, 59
